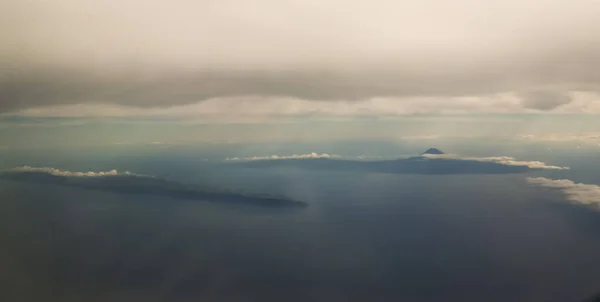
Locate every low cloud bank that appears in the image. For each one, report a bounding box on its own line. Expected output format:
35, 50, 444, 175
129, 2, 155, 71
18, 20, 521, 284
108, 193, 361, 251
1, 166, 306, 208
226, 152, 340, 161
225, 153, 393, 162
527, 177, 600, 206
421, 154, 568, 170
10, 166, 131, 177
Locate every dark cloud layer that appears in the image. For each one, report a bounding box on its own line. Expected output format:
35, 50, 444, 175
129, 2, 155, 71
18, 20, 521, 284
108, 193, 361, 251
2, 51, 600, 113
519, 90, 573, 110
1, 0, 600, 113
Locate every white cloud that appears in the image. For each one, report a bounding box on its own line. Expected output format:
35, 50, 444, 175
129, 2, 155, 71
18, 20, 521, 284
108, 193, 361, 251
527, 177, 600, 206
8, 166, 135, 177
224, 153, 395, 161
225, 152, 341, 161
421, 154, 568, 170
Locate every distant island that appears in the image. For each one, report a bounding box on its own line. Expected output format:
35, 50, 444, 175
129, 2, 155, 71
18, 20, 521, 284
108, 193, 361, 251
0, 170, 308, 208
230, 148, 541, 175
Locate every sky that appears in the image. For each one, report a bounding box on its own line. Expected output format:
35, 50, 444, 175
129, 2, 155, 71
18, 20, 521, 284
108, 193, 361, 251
2, 1, 600, 147
2, 0, 600, 122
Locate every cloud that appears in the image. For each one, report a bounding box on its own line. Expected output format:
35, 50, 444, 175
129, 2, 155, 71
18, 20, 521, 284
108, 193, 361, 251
5, 92, 600, 119
1, 0, 600, 113
225, 153, 392, 162
1, 166, 306, 207
10, 166, 130, 177
527, 177, 600, 206
519, 90, 572, 110
226, 152, 341, 161
0, 95, 526, 118
421, 154, 569, 170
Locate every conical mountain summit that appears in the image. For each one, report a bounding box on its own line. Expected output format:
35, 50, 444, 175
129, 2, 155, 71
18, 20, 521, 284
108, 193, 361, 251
421, 148, 445, 155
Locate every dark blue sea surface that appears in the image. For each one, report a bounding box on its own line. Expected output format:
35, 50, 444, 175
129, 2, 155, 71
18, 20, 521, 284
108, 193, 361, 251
2, 161, 600, 302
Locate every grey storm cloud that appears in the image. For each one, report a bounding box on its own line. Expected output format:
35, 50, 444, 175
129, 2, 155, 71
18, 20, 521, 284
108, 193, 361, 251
1, 0, 600, 113
519, 90, 573, 110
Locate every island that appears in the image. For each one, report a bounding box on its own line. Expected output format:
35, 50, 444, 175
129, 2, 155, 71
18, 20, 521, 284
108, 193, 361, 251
0, 170, 308, 208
